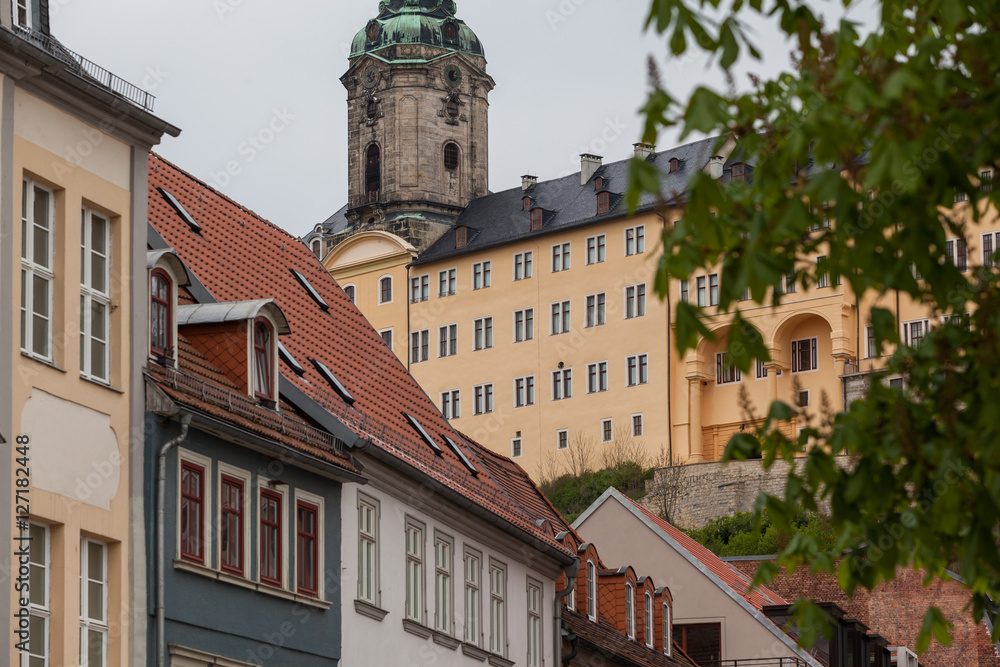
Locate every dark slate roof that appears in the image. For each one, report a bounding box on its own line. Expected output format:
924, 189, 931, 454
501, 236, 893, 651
414, 136, 725, 266
303, 204, 350, 245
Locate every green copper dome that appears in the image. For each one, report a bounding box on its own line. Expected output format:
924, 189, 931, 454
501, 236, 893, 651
350, 0, 485, 59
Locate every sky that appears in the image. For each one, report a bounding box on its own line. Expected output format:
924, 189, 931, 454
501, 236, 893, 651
51, 0, 877, 239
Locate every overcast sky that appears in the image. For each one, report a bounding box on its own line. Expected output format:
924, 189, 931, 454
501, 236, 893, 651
51, 0, 877, 239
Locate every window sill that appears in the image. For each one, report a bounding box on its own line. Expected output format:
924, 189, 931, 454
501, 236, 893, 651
81, 375, 124, 394
488, 653, 514, 667
402, 618, 434, 639
173, 559, 330, 610
354, 599, 389, 622
20, 352, 66, 373
461, 643, 489, 662
432, 631, 460, 650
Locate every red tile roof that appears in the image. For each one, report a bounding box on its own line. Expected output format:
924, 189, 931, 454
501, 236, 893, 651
617, 492, 787, 610
148, 153, 570, 556
563, 609, 691, 667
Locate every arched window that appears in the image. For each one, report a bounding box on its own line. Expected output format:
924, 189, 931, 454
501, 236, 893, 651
586, 560, 597, 621
444, 142, 460, 171
343, 284, 356, 304
530, 209, 543, 232
150, 269, 172, 357
669, 158, 680, 173
594, 176, 603, 191
443, 21, 458, 42
663, 603, 672, 656
311, 239, 321, 259
626, 583, 635, 639
597, 192, 610, 215
365, 144, 381, 199
366, 99, 378, 120
522, 196, 531, 211
379, 276, 393, 304
645, 592, 654, 648
254, 319, 274, 400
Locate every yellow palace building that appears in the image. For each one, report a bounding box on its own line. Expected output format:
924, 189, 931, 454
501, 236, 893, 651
0, 4, 178, 665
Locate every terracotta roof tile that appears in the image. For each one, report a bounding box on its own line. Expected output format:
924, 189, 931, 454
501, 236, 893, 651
563, 609, 689, 667
148, 153, 569, 555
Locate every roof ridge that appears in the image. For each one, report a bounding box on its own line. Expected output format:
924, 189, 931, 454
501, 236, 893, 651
150, 152, 301, 246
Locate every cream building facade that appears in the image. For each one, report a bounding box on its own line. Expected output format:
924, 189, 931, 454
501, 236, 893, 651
0, 4, 178, 665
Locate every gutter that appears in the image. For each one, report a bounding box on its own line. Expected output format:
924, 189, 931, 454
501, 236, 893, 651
555, 558, 580, 666
156, 413, 192, 667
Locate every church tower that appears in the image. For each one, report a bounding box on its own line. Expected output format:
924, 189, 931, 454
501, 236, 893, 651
340, 0, 494, 252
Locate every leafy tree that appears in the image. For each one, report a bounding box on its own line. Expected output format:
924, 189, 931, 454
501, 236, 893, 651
628, 0, 1000, 652
686, 511, 837, 557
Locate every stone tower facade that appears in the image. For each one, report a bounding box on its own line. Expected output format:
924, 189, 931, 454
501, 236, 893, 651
339, 0, 494, 252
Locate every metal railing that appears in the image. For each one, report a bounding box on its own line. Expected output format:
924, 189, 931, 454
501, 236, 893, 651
841, 357, 888, 377
12, 26, 156, 112
702, 658, 809, 667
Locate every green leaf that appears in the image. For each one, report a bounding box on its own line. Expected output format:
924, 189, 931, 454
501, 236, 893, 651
682, 87, 730, 137
627, 157, 661, 214
917, 607, 953, 653
674, 301, 715, 354
870, 307, 900, 350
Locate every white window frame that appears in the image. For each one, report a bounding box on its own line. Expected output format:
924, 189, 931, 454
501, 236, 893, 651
625, 283, 647, 319
80, 207, 112, 384
474, 383, 494, 415
342, 283, 356, 304
511, 437, 523, 458
816, 255, 830, 288
557, 429, 569, 450
797, 389, 811, 408
627, 354, 648, 387
378, 327, 393, 351
438, 323, 458, 358
625, 225, 646, 256
550, 300, 571, 335
586, 560, 597, 621
755, 359, 783, 379
378, 275, 394, 304
632, 413, 644, 438
551, 242, 571, 272
294, 488, 326, 599
527, 578, 543, 667
20, 179, 55, 362
464, 547, 483, 646
586, 361, 608, 394
645, 591, 654, 648
410, 274, 430, 303
514, 375, 535, 408
864, 325, 880, 360
680, 279, 689, 304
552, 368, 572, 401
472, 261, 492, 290
709, 273, 720, 306
176, 448, 212, 565
514, 308, 534, 343
945, 237, 969, 272
903, 319, 930, 348
216, 462, 252, 580
405, 516, 426, 623
441, 389, 461, 420
24, 522, 50, 667
14, 0, 32, 29
585, 292, 606, 328
257, 474, 290, 589
601, 418, 613, 443
586, 234, 606, 265
790, 337, 819, 374
489, 560, 508, 657
80, 537, 109, 667
981, 231, 1000, 268
663, 603, 672, 656
625, 582, 636, 640
696, 276, 707, 307
716, 352, 742, 385
357, 492, 380, 606
410, 329, 429, 364
513, 251, 534, 280
473, 317, 493, 351
438, 268, 458, 297
434, 532, 454, 635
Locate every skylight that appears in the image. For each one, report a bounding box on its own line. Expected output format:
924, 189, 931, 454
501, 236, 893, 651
311, 359, 354, 405
290, 270, 330, 311
157, 187, 202, 234
278, 342, 305, 376
405, 413, 443, 456
443, 435, 478, 475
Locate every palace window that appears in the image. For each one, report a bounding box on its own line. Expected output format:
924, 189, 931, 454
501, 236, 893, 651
627, 354, 648, 386
552, 242, 571, 271
551, 301, 571, 335
435, 535, 454, 634
585, 293, 606, 327
489, 562, 507, 656
439, 324, 458, 358
26, 523, 49, 667
531, 209, 543, 231
465, 549, 482, 645
410, 329, 429, 363
472, 261, 491, 289
552, 368, 572, 401
716, 353, 741, 385
791, 337, 819, 373
632, 414, 644, 437
21, 180, 54, 361
474, 317, 493, 350
557, 430, 569, 450
586, 235, 606, 264
946, 237, 969, 272
220, 475, 245, 576
514, 308, 534, 342
81, 208, 112, 383
180, 460, 205, 564
514, 251, 533, 280
379, 276, 393, 304
474, 384, 494, 415
625, 284, 646, 319
625, 225, 645, 255
411, 274, 430, 303
903, 319, 930, 348
597, 191, 610, 215
441, 389, 461, 419
587, 362, 608, 393
514, 376, 535, 408
438, 268, 457, 297
80, 539, 109, 667
527, 580, 542, 667
602, 419, 613, 443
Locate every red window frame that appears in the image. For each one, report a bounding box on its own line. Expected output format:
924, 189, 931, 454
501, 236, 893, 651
530, 209, 543, 231
254, 318, 274, 400
597, 192, 610, 215
669, 158, 680, 173
732, 163, 746, 182
220, 475, 244, 576
180, 461, 204, 564
456, 227, 467, 248
150, 269, 172, 356
523, 196, 531, 211
594, 177, 603, 191
297, 501, 320, 597
260, 489, 283, 587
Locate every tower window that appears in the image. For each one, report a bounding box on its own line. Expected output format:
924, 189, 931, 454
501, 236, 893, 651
447, 99, 460, 118
443, 21, 459, 42
444, 142, 460, 171
366, 99, 378, 120
365, 144, 381, 198
367, 21, 380, 43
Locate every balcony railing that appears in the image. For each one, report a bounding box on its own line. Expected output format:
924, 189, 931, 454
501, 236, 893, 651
12, 26, 156, 112
842, 357, 888, 377
702, 658, 809, 667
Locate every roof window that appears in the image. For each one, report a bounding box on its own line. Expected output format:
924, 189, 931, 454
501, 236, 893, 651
456, 226, 467, 249
312, 359, 355, 405
158, 188, 201, 234
278, 342, 305, 376
530, 209, 543, 232
594, 176, 603, 191
443, 435, 478, 476
290, 269, 330, 311
669, 158, 680, 173
522, 196, 531, 211
405, 413, 443, 456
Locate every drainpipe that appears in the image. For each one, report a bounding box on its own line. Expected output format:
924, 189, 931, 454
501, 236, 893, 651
156, 413, 192, 667
554, 558, 580, 666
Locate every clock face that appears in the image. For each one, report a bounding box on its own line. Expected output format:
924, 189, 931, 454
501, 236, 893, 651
364, 68, 379, 89
444, 65, 462, 88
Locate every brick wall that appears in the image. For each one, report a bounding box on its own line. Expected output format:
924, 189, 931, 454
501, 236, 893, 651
727, 558, 1000, 667
641, 457, 855, 530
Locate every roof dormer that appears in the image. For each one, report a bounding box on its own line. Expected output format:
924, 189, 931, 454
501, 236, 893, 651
147, 249, 192, 367
530, 208, 544, 232
455, 225, 468, 249
177, 300, 291, 408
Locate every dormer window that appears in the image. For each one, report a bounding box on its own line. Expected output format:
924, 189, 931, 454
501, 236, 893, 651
530, 209, 543, 231
14, 0, 31, 29
311, 239, 322, 259
442, 20, 459, 42
669, 158, 680, 173
456, 227, 467, 248
150, 269, 173, 357
732, 163, 746, 182
253, 319, 274, 401
594, 176, 603, 191
522, 196, 531, 211
597, 192, 610, 215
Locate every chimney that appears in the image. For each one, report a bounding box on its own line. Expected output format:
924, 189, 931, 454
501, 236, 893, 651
580, 154, 603, 186
707, 155, 725, 180
634, 143, 655, 160
521, 174, 537, 192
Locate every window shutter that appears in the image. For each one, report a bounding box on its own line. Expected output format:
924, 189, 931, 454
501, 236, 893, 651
791, 341, 799, 373
811, 339, 818, 370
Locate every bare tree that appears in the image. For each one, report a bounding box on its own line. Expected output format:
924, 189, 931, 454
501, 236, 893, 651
566, 432, 596, 478
645, 446, 687, 523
